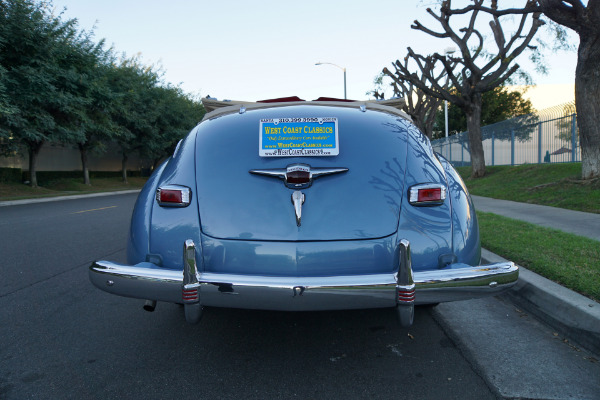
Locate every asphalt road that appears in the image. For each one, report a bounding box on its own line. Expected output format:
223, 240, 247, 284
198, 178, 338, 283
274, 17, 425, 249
0, 193, 496, 399
2, 193, 599, 400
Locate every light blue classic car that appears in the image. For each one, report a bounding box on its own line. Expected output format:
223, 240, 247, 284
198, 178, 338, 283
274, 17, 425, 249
90, 97, 518, 327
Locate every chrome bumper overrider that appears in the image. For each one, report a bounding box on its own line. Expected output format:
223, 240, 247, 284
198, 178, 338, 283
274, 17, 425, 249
89, 240, 518, 325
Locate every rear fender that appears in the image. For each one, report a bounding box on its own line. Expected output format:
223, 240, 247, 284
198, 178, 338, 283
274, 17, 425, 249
397, 127, 452, 271
127, 161, 168, 265
437, 155, 481, 266
127, 127, 203, 269
147, 128, 203, 269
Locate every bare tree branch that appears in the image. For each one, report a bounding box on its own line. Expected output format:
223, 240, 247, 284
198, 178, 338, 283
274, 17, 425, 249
382, 0, 544, 178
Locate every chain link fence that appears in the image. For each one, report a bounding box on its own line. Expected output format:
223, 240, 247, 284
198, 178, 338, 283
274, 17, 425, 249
432, 102, 579, 167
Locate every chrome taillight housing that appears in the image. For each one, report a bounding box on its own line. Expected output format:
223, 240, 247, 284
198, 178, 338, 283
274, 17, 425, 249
156, 185, 191, 207
408, 183, 447, 206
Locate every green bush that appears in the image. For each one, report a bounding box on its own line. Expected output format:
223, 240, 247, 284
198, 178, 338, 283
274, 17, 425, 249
0, 168, 22, 183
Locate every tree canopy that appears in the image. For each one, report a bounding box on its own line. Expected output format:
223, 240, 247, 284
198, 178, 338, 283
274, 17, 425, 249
0, 0, 205, 186
433, 85, 535, 138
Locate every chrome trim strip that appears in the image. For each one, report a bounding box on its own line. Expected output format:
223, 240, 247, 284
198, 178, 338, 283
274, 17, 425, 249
90, 261, 183, 303
248, 168, 287, 180
249, 164, 348, 189
309, 167, 349, 179
413, 262, 519, 304
89, 260, 518, 310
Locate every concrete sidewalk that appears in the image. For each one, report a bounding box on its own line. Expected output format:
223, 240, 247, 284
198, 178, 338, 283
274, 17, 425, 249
472, 195, 600, 241
0, 189, 140, 207
472, 195, 600, 355
483, 249, 600, 357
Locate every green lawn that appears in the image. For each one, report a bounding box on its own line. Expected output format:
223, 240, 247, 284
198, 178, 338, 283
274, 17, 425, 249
0, 176, 147, 201
457, 163, 600, 213
478, 211, 600, 302
456, 163, 599, 302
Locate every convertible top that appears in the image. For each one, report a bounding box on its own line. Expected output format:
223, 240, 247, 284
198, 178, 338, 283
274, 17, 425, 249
200, 96, 411, 122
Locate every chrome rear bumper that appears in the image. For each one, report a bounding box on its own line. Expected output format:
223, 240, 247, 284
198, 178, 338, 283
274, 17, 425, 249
89, 242, 518, 311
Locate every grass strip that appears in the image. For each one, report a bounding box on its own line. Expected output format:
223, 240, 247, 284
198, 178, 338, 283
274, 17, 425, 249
0, 176, 147, 201
477, 211, 600, 302
457, 163, 600, 214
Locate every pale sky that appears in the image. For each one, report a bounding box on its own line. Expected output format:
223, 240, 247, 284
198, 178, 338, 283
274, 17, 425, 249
50, 0, 579, 104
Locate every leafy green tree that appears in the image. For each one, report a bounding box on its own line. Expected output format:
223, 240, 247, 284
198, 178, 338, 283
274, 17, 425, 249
144, 85, 205, 169
433, 85, 535, 139
61, 37, 118, 185
107, 59, 205, 182
107, 58, 161, 183
0, 0, 205, 185
0, 2, 16, 125
0, 0, 85, 186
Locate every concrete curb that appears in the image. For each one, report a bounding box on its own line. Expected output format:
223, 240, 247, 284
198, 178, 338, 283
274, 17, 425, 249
482, 248, 600, 356
0, 189, 141, 207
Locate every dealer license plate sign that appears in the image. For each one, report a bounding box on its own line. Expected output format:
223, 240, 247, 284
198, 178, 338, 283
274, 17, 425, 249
259, 117, 339, 157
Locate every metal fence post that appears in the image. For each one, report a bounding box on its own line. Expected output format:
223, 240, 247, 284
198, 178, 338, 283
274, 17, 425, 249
461, 134, 464, 164
538, 122, 542, 164
571, 114, 577, 162
491, 131, 495, 166
429, 104, 577, 168
511, 129, 515, 166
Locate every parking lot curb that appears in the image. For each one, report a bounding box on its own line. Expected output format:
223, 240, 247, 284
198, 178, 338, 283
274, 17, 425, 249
482, 248, 600, 356
0, 189, 141, 207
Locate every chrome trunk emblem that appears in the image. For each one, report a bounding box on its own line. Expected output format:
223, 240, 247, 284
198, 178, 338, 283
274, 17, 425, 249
291, 191, 305, 226
249, 163, 348, 189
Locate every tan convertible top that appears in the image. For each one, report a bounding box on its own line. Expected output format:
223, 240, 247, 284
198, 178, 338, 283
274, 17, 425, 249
200, 97, 410, 122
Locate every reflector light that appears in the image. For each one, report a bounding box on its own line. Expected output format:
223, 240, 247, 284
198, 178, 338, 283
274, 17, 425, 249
398, 288, 416, 303
182, 288, 198, 302
408, 184, 447, 206
156, 185, 191, 207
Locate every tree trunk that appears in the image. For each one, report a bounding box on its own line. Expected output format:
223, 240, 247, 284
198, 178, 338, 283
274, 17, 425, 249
27, 141, 44, 188
575, 32, 600, 180
79, 143, 90, 185
464, 95, 486, 178
121, 152, 128, 184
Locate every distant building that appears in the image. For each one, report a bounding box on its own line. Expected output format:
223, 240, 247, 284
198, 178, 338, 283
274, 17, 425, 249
509, 84, 575, 111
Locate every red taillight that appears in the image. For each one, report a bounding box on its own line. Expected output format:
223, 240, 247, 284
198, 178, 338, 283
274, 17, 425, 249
159, 189, 183, 203
418, 188, 442, 202
156, 185, 191, 207
408, 184, 446, 206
